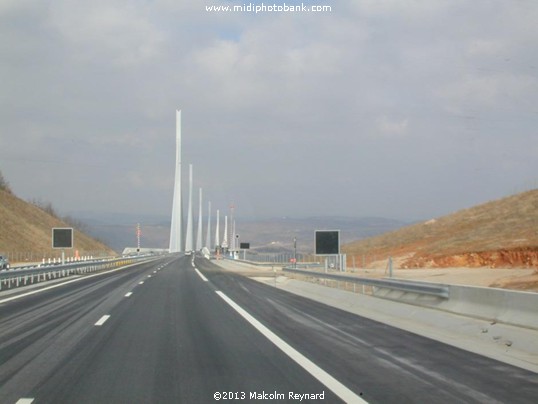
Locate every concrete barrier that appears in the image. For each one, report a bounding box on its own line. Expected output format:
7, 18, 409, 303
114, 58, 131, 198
441, 285, 538, 330
281, 266, 538, 330
373, 282, 538, 330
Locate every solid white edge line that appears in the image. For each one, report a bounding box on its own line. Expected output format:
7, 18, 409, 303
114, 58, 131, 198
0, 260, 152, 304
215, 291, 367, 404
94, 315, 110, 326
194, 267, 208, 282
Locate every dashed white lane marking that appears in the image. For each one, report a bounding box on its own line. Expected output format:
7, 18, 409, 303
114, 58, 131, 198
147, 275, 152, 278
194, 268, 208, 282
215, 291, 367, 404
16, 399, 34, 404
0, 261, 146, 304
125, 292, 133, 297
139, 281, 144, 285
94, 315, 111, 326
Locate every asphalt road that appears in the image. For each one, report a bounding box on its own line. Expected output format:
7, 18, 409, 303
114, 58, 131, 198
0, 254, 537, 403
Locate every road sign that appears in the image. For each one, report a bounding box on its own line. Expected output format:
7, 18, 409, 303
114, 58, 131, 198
52, 228, 73, 249
315, 230, 340, 255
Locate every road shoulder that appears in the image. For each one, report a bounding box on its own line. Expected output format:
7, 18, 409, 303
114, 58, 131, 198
210, 259, 538, 374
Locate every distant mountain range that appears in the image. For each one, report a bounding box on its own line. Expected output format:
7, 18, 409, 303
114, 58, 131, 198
234, 216, 408, 254
78, 189, 538, 271
73, 212, 171, 254
5, 162, 536, 271
75, 212, 408, 254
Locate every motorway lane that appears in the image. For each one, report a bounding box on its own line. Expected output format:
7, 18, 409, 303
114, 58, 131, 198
0, 256, 172, 403
1, 253, 537, 403
195, 257, 538, 403
1, 255, 342, 403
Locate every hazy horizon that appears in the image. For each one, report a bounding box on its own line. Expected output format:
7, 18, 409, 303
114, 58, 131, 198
2, 1, 537, 223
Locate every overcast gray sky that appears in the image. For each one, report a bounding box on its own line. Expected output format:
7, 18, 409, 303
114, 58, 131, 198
1, 0, 537, 222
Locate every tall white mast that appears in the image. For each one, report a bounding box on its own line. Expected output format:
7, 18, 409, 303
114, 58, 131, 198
229, 204, 235, 251
196, 188, 203, 251
185, 164, 194, 252
215, 209, 220, 249
169, 110, 183, 253
205, 201, 211, 249
222, 215, 228, 249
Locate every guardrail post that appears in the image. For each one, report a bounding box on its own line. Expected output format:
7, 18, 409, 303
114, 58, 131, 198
0, 255, 155, 292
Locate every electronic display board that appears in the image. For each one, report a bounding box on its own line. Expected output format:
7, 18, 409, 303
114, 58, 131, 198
52, 228, 73, 249
315, 230, 340, 255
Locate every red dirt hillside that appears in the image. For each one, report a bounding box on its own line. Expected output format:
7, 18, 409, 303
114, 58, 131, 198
342, 189, 538, 269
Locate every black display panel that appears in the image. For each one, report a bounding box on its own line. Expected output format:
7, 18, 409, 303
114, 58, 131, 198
315, 230, 339, 255
52, 228, 73, 249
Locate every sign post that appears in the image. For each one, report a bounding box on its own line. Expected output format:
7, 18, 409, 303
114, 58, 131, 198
136, 223, 141, 254
315, 230, 340, 271
240, 242, 250, 260
52, 228, 73, 265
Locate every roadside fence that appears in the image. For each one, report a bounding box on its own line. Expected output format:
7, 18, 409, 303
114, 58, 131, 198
0, 255, 153, 292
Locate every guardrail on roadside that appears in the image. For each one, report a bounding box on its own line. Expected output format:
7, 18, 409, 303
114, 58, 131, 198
282, 267, 450, 299
0, 255, 155, 291
282, 267, 538, 329
223, 258, 323, 270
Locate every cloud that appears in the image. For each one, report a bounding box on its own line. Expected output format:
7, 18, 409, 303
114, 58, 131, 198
437, 72, 538, 111
374, 116, 409, 138
467, 39, 506, 57
1, 0, 537, 221
48, 1, 166, 67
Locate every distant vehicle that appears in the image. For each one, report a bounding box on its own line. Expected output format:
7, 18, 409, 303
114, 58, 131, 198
0, 255, 10, 270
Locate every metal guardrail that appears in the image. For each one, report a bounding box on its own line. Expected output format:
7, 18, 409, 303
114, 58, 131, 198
282, 267, 450, 299
223, 258, 323, 269
0, 255, 155, 291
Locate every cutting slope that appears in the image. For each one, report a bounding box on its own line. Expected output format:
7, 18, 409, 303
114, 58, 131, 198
343, 189, 538, 268
0, 188, 116, 262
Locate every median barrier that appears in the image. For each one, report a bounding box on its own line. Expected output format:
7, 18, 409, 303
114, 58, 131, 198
0, 255, 156, 291
282, 267, 538, 330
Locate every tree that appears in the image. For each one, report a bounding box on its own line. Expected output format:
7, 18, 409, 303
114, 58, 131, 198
29, 198, 59, 218
0, 169, 12, 193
